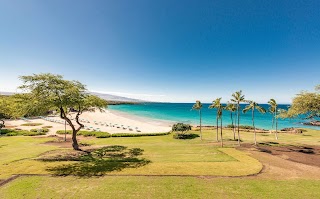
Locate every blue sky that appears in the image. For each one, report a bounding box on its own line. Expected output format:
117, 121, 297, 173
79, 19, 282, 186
0, 0, 319, 103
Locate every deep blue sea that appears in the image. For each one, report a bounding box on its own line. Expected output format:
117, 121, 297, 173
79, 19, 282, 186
109, 103, 320, 130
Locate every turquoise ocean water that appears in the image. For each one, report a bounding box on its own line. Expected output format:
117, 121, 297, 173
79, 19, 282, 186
109, 103, 320, 130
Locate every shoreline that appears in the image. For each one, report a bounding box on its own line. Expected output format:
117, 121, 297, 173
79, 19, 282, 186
108, 109, 175, 127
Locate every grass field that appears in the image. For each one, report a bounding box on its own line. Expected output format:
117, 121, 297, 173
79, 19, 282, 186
0, 128, 319, 198
1, 176, 320, 199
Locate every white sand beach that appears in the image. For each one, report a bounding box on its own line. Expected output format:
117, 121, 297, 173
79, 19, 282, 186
5, 109, 172, 135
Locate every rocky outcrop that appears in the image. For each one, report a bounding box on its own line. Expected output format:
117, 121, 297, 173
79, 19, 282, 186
280, 128, 303, 134
303, 120, 320, 126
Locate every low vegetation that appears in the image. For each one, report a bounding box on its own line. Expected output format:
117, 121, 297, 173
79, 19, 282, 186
56, 130, 170, 138
21, 123, 43, 126
0, 129, 46, 136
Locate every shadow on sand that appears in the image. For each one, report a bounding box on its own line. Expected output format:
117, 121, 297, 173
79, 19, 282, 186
44, 145, 151, 177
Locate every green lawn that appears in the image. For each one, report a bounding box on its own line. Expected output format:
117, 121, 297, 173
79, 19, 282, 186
0, 128, 320, 198
1, 176, 320, 199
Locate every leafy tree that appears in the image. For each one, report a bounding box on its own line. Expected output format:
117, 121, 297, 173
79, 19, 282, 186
243, 101, 266, 145
283, 85, 320, 120
225, 102, 237, 140
268, 99, 279, 140
231, 90, 246, 146
209, 98, 224, 145
172, 123, 192, 134
192, 100, 203, 140
18, 73, 107, 150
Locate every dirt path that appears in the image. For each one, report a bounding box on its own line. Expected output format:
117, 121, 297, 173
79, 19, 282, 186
240, 146, 320, 180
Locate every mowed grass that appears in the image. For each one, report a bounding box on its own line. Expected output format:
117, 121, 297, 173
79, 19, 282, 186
0, 133, 262, 178
0, 136, 62, 179
1, 176, 320, 199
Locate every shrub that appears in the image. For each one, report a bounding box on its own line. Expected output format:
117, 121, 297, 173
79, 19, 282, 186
6, 132, 18, 136
172, 123, 192, 133
56, 130, 111, 138
95, 132, 111, 138
173, 133, 199, 139
21, 123, 43, 126
30, 128, 49, 133
42, 126, 53, 129
23, 131, 46, 136
0, 129, 45, 136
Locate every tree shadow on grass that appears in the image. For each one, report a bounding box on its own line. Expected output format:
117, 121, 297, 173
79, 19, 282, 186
44, 145, 151, 177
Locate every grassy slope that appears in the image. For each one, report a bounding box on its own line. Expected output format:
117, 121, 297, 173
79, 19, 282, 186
1, 176, 320, 199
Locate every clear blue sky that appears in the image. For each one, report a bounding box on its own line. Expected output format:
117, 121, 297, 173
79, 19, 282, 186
0, 0, 319, 103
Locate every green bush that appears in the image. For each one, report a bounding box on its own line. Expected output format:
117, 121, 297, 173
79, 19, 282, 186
6, 132, 18, 136
42, 126, 53, 129
172, 123, 192, 133
56, 130, 111, 138
0, 129, 45, 136
30, 128, 49, 133
21, 123, 43, 126
56, 130, 73, 134
23, 131, 46, 136
173, 133, 199, 139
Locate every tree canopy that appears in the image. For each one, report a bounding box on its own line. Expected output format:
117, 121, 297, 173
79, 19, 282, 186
17, 73, 107, 150
282, 85, 320, 119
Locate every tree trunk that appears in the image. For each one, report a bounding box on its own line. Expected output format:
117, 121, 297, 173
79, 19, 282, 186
237, 102, 241, 146
231, 112, 235, 140
216, 112, 219, 142
60, 107, 83, 151
253, 109, 256, 145
199, 110, 202, 140
275, 109, 278, 140
220, 117, 223, 147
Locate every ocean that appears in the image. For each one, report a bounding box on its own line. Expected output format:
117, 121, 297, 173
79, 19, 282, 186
108, 103, 320, 130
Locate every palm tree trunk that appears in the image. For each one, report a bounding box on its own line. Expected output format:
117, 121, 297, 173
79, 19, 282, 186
216, 112, 219, 142
220, 117, 223, 147
237, 102, 241, 146
200, 110, 202, 140
253, 109, 256, 145
231, 111, 235, 140
275, 110, 278, 140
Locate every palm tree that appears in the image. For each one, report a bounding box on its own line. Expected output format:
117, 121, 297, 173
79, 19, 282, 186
225, 102, 237, 140
231, 90, 245, 146
209, 98, 222, 142
243, 101, 266, 145
268, 99, 279, 140
218, 105, 224, 147
192, 100, 203, 140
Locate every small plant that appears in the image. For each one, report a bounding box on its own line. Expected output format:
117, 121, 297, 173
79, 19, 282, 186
21, 123, 43, 126
42, 126, 53, 129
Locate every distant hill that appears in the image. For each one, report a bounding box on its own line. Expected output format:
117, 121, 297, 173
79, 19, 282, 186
89, 92, 144, 103
0, 91, 143, 104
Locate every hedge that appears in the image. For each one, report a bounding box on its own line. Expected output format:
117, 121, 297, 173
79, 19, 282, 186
56, 130, 170, 138
111, 132, 171, 137
0, 129, 46, 136
30, 128, 49, 133
21, 123, 43, 126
